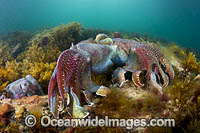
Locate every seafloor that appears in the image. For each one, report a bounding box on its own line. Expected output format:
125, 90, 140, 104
0, 22, 200, 133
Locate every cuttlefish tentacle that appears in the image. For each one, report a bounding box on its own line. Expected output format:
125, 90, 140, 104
129, 45, 167, 94
56, 49, 78, 101
152, 63, 169, 88
112, 68, 128, 87
132, 70, 145, 87
48, 49, 78, 118
50, 86, 64, 118
160, 57, 175, 81
48, 66, 58, 108
145, 45, 174, 81
69, 87, 89, 118
149, 72, 163, 95
143, 46, 170, 85
48, 66, 65, 118
49, 49, 97, 118
158, 66, 169, 87
65, 50, 95, 117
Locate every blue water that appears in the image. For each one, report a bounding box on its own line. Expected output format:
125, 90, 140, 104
0, 0, 200, 50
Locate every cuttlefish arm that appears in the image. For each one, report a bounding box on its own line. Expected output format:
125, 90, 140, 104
48, 49, 79, 118
48, 67, 57, 107
132, 70, 145, 87
149, 71, 163, 95
48, 67, 64, 118
50, 86, 64, 118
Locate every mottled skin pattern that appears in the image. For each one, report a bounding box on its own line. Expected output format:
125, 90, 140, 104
106, 38, 174, 90
48, 35, 174, 118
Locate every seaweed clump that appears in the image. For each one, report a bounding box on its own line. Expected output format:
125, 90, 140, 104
0, 44, 59, 94
18, 44, 60, 93
0, 31, 32, 46
28, 22, 84, 51
0, 31, 32, 58
51, 22, 84, 50
181, 51, 200, 74
93, 86, 164, 119
0, 60, 21, 96
0, 42, 13, 64
160, 51, 200, 132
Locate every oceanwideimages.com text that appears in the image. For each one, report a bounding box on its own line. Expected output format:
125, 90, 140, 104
25, 115, 175, 129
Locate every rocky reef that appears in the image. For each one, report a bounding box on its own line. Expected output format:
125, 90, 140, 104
0, 22, 199, 132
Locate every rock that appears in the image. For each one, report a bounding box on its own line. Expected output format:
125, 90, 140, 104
0, 103, 13, 116
0, 95, 48, 132
4, 75, 44, 99
0, 95, 47, 119
113, 32, 121, 38
0, 103, 13, 125
0, 95, 47, 110
96, 86, 111, 96
15, 105, 25, 119
18, 125, 24, 132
